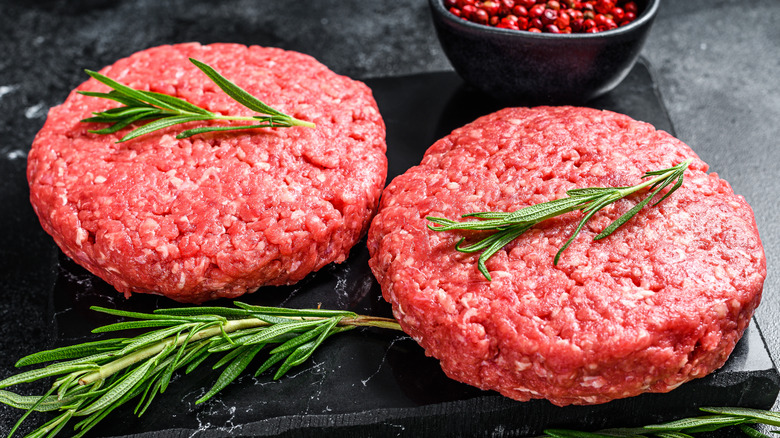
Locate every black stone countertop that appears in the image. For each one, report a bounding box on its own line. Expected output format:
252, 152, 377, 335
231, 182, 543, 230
0, 0, 778, 436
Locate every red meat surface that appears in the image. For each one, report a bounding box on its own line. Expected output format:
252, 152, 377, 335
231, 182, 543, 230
28, 43, 387, 303
367, 106, 765, 405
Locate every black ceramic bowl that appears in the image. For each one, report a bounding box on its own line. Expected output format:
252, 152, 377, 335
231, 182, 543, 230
429, 0, 660, 104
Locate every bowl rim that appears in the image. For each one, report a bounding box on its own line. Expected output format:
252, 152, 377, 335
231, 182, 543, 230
429, 0, 660, 39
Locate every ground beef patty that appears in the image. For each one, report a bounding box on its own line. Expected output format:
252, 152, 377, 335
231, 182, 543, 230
367, 106, 765, 405
28, 43, 387, 303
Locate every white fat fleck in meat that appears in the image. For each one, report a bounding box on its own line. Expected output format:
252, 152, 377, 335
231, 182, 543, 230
75, 228, 88, 247
713, 302, 729, 318
177, 272, 186, 290
581, 376, 606, 388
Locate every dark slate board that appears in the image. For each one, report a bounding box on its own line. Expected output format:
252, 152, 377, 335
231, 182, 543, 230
2, 61, 778, 438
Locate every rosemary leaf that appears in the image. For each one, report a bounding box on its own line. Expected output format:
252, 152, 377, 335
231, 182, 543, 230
117, 115, 213, 142
90, 306, 193, 321
234, 301, 358, 318
0, 363, 99, 389
55, 370, 89, 401
75, 351, 160, 416
15, 338, 124, 367
700, 408, 780, 427
86, 110, 162, 135
184, 344, 213, 375
7, 383, 58, 438
188, 58, 286, 117
543, 429, 614, 438
653, 432, 696, 438
197, 343, 265, 404
643, 415, 748, 433
269, 316, 341, 356
135, 374, 165, 418
92, 319, 190, 333
84, 106, 159, 121
118, 324, 193, 355
504, 196, 586, 223
230, 319, 327, 347
77, 90, 144, 108
479, 224, 531, 279
153, 326, 190, 390
542, 407, 780, 438
273, 343, 314, 380
593, 179, 668, 240
135, 353, 181, 416
32, 409, 74, 438
133, 373, 162, 416
275, 325, 355, 379
153, 306, 251, 318
554, 199, 610, 265
281, 335, 327, 368
160, 323, 216, 390
141, 90, 214, 115
738, 425, 775, 438
427, 216, 509, 231
594, 427, 649, 437
212, 344, 252, 370
254, 313, 306, 325
206, 328, 269, 353
0, 391, 78, 412
176, 122, 277, 139
83, 69, 173, 110
254, 351, 288, 377
72, 380, 143, 437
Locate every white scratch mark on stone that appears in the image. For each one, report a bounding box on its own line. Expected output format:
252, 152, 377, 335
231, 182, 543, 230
191, 396, 245, 437
4, 149, 27, 160
25, 102, 46, 119
0, 85, 17, 101
387, 423, 406, 436
360, 335, 411, 386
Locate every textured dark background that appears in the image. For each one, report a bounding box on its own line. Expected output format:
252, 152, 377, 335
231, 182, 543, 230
0, 0, 778, 436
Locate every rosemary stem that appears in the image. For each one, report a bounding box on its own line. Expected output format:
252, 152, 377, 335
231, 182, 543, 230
78, 318, 266, 386
211, 114, 316, 128
340, 315, 404, 331
76, 313, 400, 387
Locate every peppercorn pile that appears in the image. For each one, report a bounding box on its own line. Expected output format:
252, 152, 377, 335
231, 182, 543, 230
444, 0, 639, 33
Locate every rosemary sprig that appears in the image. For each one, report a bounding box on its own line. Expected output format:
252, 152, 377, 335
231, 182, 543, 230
79, 58, 315, 142
0, 302, 401, 438
427, 159, 693, 281
543, 407, 780, 438
3, 303, 779, 438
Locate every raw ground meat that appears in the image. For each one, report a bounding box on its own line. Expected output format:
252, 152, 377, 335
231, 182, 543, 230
367, 106, 765, 405
28, 43, 387, 303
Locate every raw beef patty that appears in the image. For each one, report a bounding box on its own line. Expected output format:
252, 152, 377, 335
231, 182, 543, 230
367, 106, 765, 405
28, 43, 387, 303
